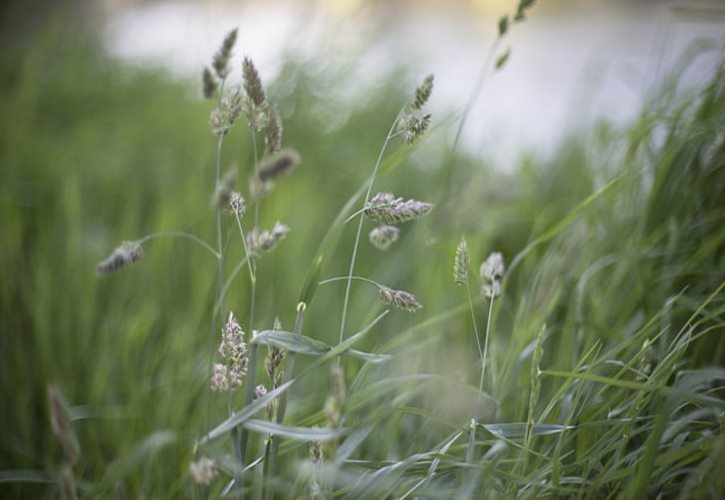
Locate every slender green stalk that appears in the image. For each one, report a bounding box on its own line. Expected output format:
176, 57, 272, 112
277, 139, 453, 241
465, 282, 485, 394
319, 275, 386, 289
337, 109, 403, 348
234, 212, 256, 285
138, 232, 220, 259
481, 295, 495, 394
238, 130, 261, 499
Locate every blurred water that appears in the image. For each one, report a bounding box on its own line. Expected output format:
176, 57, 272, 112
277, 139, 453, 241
104, 0, 725, 169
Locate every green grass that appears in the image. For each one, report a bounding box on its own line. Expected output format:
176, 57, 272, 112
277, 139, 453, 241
1, 20, 724, 499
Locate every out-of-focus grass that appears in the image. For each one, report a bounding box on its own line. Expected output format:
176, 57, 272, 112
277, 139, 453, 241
1, 21, 723, 499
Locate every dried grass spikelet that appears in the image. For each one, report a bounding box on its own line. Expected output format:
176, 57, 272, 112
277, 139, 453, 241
212, 28, 238, 79
97, 241, 144, 274
242, 57, 268, 132
246, 222, 289, 257
378, 286, 423, 312
48, 385, 79, 466
454, 236, 470, 286
189, 456, 218, 485
257, 148, 300, 183
369, 225, 400, 250
364, 192, 434, 225
265, 104, 283, 154
202, 67, 217, 99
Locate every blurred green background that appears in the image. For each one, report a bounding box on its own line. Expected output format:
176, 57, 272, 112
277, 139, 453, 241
1, 1, 724, 498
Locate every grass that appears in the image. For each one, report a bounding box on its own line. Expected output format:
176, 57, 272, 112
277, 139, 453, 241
1, 11, 724, 500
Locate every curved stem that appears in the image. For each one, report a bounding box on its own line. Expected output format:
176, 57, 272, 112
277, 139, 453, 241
138, 232, 219, 259
320, 275, 385, 289
481, 296, 496, 394
465, 282, 485, 394
338, 108, 404, 347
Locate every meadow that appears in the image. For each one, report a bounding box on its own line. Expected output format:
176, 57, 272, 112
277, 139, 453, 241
1, 8, 724, 499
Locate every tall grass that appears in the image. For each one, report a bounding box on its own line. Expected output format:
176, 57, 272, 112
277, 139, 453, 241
1, 13, 724, 500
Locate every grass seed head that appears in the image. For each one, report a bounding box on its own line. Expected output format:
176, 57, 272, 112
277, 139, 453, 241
202, 67, 217, 99
364, 192, 434, 224
209, 363, 229, 391
498, 15, 510, 36
97, 241, 144, 274
379, 286, 423, 312
412, 74, 434, 111
247, 222, 290, 256
189, 457, 218, 485
257, 148, 300, 183
400, 112, 431, 143
228, 191, 246, 217
265, 104, 283, 154
454, 236, 470, 286
212, 28, 237, 79
480, 251, 505, 299
369, 225, 400, 250
48, 385, 79, 466
210, 89, 243, 136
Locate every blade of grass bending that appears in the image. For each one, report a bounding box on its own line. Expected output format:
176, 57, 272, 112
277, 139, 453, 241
399, 431, 463, 499
539, 370, 662, 392
243, 419, 345, 441
253, 329, 391, 363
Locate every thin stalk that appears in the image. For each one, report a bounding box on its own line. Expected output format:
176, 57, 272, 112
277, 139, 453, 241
338, 109, 403, 348
234, 212, 256, 285
481, 296, 496, 394
262, 303, 306, 500
138, 232, 220, 259
238, 130, 261, 499
465, 282, 485, 394
319, 276, 385, 289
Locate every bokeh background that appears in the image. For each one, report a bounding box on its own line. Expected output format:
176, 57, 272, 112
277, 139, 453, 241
1, 0, 724, 497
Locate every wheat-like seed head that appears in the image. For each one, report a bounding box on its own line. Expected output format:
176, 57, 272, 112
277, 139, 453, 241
454, 236, 470, 286
378, 286, 423, 312
97, 241, 144, 274
364, 192, 434, 225
212, 28, 237, 79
